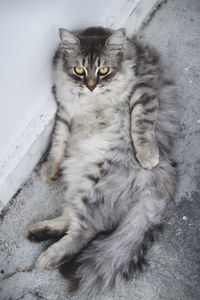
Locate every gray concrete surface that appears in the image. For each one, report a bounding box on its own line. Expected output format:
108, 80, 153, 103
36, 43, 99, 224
0, 0, 200, 299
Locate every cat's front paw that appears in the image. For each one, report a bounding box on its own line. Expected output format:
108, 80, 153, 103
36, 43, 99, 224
136, 144, 159, 169
41, 161, 60, 183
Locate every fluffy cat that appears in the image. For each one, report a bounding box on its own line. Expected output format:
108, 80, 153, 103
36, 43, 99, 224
27, 27, 179, 296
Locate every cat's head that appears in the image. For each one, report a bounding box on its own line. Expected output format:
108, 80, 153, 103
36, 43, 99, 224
59, 27, 126, 95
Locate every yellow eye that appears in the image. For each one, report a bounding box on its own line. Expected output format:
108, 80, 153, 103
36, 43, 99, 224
74, 67, 85, 75
99, 67, 109, 75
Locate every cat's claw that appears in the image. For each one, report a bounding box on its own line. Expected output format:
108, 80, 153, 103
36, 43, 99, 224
41, 161, 60, 183
136, 146, 159, 169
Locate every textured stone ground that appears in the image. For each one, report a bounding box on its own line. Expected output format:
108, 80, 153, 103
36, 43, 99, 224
0, 0, 200, 299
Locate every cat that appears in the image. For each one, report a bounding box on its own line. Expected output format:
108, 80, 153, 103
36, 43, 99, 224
27, 26, 179, 296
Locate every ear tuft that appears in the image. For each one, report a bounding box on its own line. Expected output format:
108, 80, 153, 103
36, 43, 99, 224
105, 28, 126, 53
59, 28, 80, 53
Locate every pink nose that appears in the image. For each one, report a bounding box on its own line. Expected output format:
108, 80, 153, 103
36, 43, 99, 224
87, 78, 96, 92
87, 85, 96, 91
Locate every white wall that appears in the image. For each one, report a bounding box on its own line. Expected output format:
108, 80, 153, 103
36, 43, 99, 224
0, 0, 158, 210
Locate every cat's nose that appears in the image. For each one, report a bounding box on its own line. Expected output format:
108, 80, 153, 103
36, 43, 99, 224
87, 79, 96, 92
87, 85, 96, 91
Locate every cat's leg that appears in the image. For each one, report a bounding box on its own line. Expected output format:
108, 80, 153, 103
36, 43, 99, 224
41, 116, 71, 182
130, 85, 159, 169
26, 215, 70, 241
37, 216, 96, 269
38, 151, 105, 268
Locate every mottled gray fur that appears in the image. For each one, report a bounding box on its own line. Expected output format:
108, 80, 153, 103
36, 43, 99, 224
27, 27, 179, 296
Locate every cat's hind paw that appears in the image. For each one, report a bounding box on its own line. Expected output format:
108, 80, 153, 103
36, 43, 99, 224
37, 246, 64, 270
26, 223, 45, 241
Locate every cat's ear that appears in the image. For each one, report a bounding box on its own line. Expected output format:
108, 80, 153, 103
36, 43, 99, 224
59, 28, 80, 54
104, 28, 126, 53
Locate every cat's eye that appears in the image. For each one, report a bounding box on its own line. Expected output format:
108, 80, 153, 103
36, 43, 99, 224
74, 67, 85, 75
98, 67, 109, 75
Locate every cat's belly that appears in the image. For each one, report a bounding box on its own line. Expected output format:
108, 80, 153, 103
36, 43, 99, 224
67, 107, 125, 156
64, 129, 114, 171
61, 122, 137, 227
62, 120, 134, 183
61, 103, 134, 195
66, 108, 130, 163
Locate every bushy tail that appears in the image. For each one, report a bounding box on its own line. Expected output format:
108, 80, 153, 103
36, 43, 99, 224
59, 198, 164, 296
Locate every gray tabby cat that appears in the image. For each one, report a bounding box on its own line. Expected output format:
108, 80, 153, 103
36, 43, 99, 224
27, 27, 179, 296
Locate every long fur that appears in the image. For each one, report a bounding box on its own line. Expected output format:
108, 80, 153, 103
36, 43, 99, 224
27, 27, 179, 296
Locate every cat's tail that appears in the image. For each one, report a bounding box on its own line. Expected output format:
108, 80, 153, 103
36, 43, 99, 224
59, 196, 165, 296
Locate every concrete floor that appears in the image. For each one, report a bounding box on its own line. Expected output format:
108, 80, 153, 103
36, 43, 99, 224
0, 0, 200, 299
